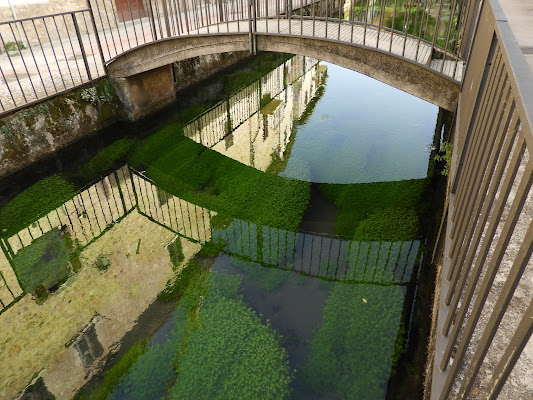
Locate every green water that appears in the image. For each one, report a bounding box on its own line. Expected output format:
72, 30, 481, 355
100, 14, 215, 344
0, 52, 445, 400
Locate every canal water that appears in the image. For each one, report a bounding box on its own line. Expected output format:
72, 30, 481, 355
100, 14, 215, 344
0, 53, 445, 400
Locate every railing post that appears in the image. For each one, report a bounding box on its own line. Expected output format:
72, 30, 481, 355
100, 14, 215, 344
72, 12, 92, 81
86, 0, 108, 67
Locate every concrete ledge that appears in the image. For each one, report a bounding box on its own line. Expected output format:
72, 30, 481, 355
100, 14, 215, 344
107, 34, 251, 78
257, 35, 460, 111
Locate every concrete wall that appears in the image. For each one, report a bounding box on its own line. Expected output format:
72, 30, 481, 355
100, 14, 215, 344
0, 78, 121, 178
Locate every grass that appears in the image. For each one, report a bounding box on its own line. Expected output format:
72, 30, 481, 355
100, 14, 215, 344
318, 179, 428, 240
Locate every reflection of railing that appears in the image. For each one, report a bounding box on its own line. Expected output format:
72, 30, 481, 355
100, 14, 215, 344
214, 218, 421, 284
0, 165, 135, 312
129, 169, 422, 285
183, 55, 322, 161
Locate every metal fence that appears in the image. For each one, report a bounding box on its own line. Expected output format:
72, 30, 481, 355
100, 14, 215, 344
431, 0, 533, 398
0, 9, 105, 113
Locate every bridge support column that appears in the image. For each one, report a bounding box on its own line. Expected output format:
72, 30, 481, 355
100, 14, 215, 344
110, 65, 176, 121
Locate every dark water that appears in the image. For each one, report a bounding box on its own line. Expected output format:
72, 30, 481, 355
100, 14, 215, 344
0, 53, 443, 400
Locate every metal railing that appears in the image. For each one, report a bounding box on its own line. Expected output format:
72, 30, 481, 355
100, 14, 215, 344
0, 9, 105, 113
1, 0, 468, 114
431, 0, 533, 398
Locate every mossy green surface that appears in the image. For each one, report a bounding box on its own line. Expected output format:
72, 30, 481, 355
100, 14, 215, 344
170, 271, 292, 400
132, 130, 310, 231
0, 175, 76, 237
13, 229, 70, 292
298, 283, 406, 400
74, 138, 136, 182
73, 338, 149, 400
318, 179, 427, 240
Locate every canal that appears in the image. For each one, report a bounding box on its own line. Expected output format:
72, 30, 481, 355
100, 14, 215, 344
0, 52, 451, 400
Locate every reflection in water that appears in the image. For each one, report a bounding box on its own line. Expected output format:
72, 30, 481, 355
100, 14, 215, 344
0, 53, 440, 399
184, 56, 326, 171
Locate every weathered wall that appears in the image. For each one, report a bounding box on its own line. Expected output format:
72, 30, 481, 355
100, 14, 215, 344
173, 51, 249, 92
0, 78, 121, 178
111, 50, 250, 120
0, 51, 250, 176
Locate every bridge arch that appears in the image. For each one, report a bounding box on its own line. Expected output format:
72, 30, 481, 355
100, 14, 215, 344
107, 33, 459, 119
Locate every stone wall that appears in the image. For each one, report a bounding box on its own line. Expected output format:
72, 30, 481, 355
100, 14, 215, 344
0, 78, 121, 178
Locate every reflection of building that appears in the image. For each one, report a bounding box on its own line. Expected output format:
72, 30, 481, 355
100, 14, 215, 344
184, 55, 327, 171
0, 164, 420, 398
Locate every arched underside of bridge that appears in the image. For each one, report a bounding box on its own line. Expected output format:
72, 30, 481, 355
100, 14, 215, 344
108, 34, 459, 119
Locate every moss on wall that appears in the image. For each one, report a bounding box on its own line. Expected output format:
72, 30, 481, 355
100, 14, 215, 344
0, 79, 121, 178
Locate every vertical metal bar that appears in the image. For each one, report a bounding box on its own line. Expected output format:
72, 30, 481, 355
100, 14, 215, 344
125, 0, 141, 45
19, 20, 49, 96
80, 12, 102, 76
376, 0, 385, 48
362, 0, 368, 45
89, 0, 114, 59
445, 101, 516, 308
456, 219, 533, 398
62, 15, 85, 83
439, 0, 458, 74
72, 13, 93, 81
389, 0, 398, 52
483, 300, 533, 400
0, 33, 27, 103
51, 16, 76, 86
0, 63, 17, 107
7, 24, 38, 99
439, 146, 530, 373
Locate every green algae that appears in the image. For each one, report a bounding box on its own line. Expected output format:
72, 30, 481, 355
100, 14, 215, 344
318, 179, 428, 240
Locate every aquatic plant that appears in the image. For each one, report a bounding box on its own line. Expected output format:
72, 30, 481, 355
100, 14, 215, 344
318, 179, 427, 240
298, 283, 406, 400
170, 272, 292, 400
0, 175, 76, 238
231, 258, 291, 292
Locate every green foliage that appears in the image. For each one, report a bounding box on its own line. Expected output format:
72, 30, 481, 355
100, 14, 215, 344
353, 207, 419, 241
74, 138, 136, 181
0, 175, 76, 237
158, 261, 209, 303
5, 40, 25, 56
196, 239, 226, 258
12, 230, 70, 293
318, 179, 427, 239
168, 238, 185, 268
434, 141, 453, 176
74, 339, 149, 400
170, 272, 292, 400
133, 131, 311, 231
298, 283, 406, 399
